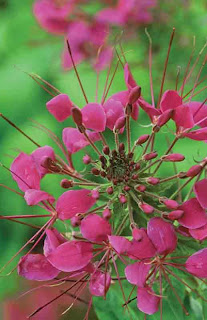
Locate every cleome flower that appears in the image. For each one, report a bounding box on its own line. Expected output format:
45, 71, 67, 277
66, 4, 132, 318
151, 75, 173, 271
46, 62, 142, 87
0, 29, 207, 319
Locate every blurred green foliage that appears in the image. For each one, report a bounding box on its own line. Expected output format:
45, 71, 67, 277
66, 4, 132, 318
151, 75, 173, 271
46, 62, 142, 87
0, 0, 206, 319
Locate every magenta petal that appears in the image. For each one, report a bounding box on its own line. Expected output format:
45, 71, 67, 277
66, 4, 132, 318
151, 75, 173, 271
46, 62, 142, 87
147, 217, 177, 255
138, 98, 160, 121
44, 228, 66, 257
62, 127, 100, 154
103, 98, 125, 130
194, 179, 207, 209
183, 128, 207, 141
188, 101, 207, 127
108, 235, 131, 254
178, 198, 207, 229
125, 262, 151, 287
18, 254, 60, 281
109, 90, 129, 107
11, 153, 40, 192
186, 248, 207, 278
80, 214, 111, 242
47, 241, 93, 272
137, 286, 160, 315
173, 105, 194, 130
124, 63, 137, 89
24, 189, 55, 206
94, 46, 113, 72
128, 229, 156, 259
89, 271, 111, 296
82, 103, 106, 132
31, 146, 55, 178
56, 189, 96, 220
189, 223, 207, 241
160, 90, 182, 112
46, 94, 73, 122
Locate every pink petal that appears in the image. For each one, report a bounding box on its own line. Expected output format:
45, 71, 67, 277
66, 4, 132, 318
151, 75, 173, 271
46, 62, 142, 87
178, 198, 207, 229
128, 229, 156, 259
188, 101, 207, 127
80, 214, 111, 242
94, 46, 113, 72
44, 228, 66, 257
89, 271, 111, 296
138, 98, 160, 122
147, 217, 177, 255
95, 8, 125, 26
31, 146, 55, 178
183, 128, 207, 141
189, 223, 207, 241
56, 189, 96, 220
124, 63, 137, 89
24, 189, 55, 206
108, 235, 131, 254
47, 241, 93, 272
173, 105, 194, 130
18, 254, 60, 281
62, 128, 100, 154
125, 262, 151, 287
103, 98, 125, 130
109, 90, 129, 107
82, 103, 106, 132
186, 248, 207, 278
11, 153, 40, 192
137, 286, 160, 315
160, 90, 182, 112
194, 179, 207, 209
46, 94, 73, 122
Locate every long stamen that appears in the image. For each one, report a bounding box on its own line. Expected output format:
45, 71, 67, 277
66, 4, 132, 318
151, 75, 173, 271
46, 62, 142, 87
188, 54, 207, 103
157, 28, 176, 109
145, 28, 155, 107
66, 40, 88, 104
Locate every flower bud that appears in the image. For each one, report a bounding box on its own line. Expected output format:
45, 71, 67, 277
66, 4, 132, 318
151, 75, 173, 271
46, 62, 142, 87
167, 210, 184, 221
136, 134, 150, 145
124, 185, 131, 192
147, 177, 160, 185
91, 168, 100, 176
71, 216, 81, 227
91, 189, 100, 200
119, 194, 127, 204
107, 186, 114, 195
128, 86, 141, 104
71, 107, 83, 126
83, 154, 91, 164
114, 116, 126, 131
118, 143, 125, 153
156, 109, 173, 127
102, 208, 112, 220
60, 179, 74, 188
161, 199, 179, 209
162, 153, 185, 162
135, 184, 146, 192
40, 156, 53, 169
187, 164, 202, 177
103, 146, 110, 155
139, 203, 154, 214
143, 152, 158, 161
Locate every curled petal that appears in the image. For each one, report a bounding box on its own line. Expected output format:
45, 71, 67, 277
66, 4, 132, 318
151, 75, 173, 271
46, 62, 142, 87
178, 198, 207, 229
89, 271, 111, 296
80, 214, 111, 242
31, 146, 55, 178
160, 90, 182, 112
183, 128, 207, 141
82, 103, 106, 132
108, 235, 131, 254
63, 128, 100, 154
18, 254, 60, 281
186, 248, 207, 278
46, 94, 73, 122
11, 153, 40, 192
189, 223, 207, 241
138, 98, 160, 122
103, 98, 125, 131
24, 189, 54, 206
194, 179, 207, 209
128, 229, 156, 259
137, 286, 160, 315
147, 217, 177, 255
47, 241, 93, 272
125, 262, 151, 287
56, 189, 96, 220
44, 228, 66, 257
124, 63, 137, 89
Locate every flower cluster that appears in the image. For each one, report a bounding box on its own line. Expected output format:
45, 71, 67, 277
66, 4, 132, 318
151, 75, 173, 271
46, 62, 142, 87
1, 32, 207, 319
33, 0, 157, 70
